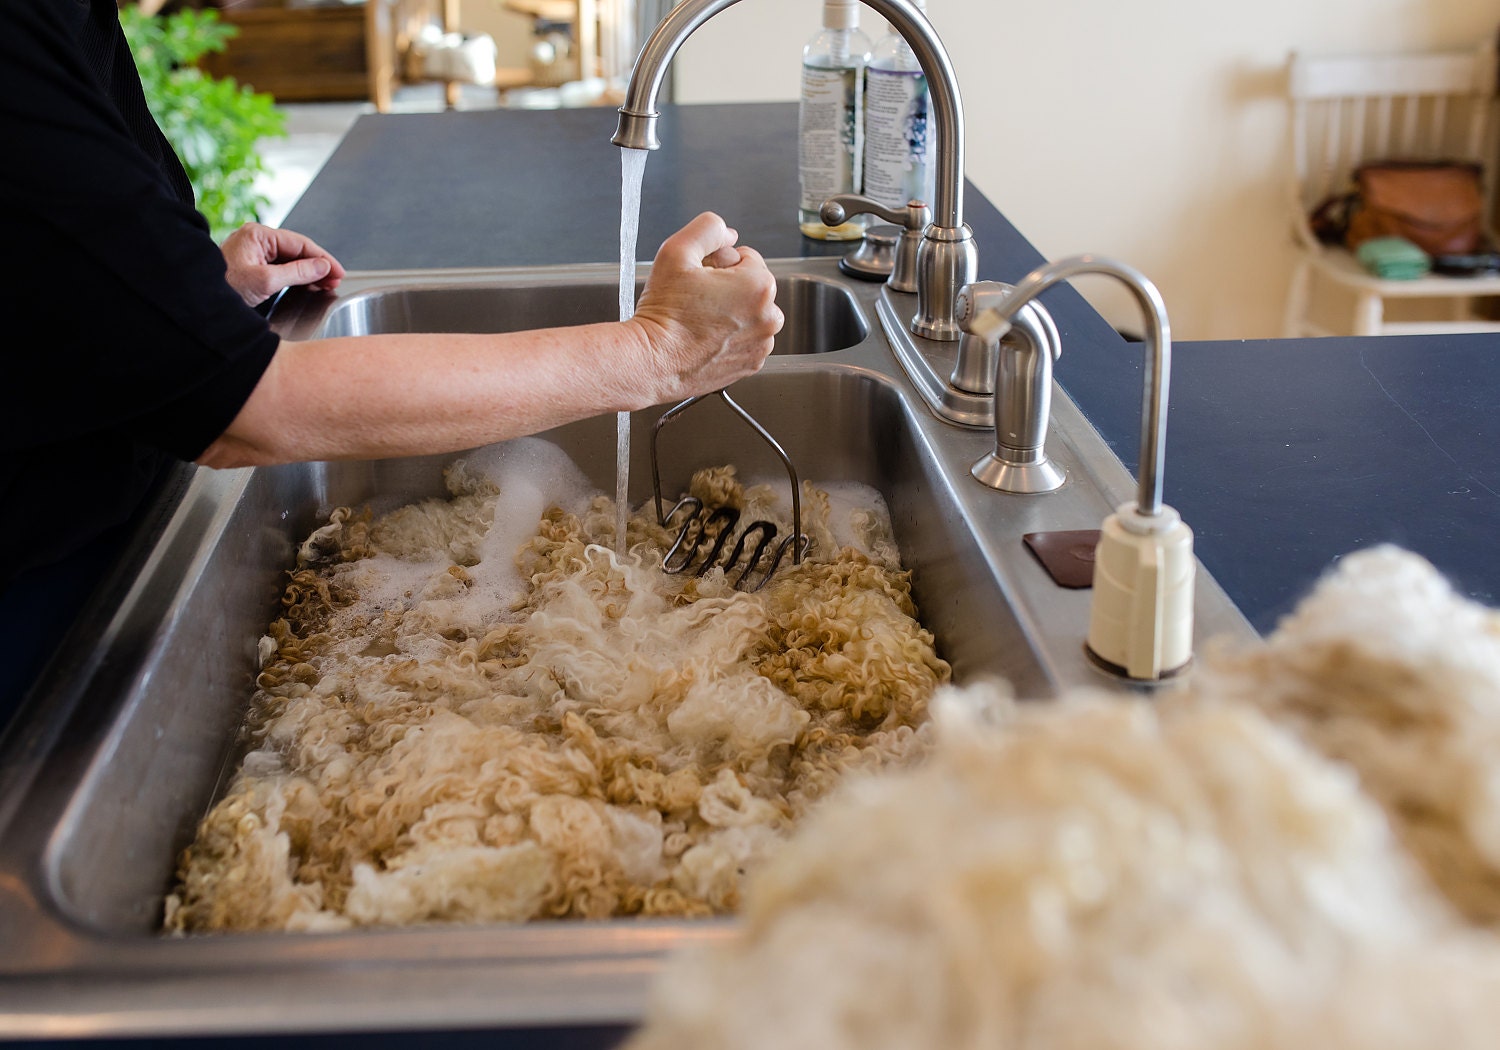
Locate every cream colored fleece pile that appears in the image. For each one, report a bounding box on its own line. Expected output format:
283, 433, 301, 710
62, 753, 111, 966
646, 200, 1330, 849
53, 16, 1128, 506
628, 547, 1500, 1049
164, 441, 949, 932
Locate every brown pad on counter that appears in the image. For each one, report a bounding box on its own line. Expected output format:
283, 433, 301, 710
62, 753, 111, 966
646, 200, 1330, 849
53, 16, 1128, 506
1023, 530, 1102, 589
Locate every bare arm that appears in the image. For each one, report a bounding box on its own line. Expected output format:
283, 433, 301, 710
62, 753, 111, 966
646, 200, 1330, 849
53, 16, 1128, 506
198, 320, 664, 467
197, 213, 781, 468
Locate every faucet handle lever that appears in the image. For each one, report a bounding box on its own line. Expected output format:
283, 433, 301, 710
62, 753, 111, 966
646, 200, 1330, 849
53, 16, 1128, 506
820, 195, 931, 294
820, 194, 930, 232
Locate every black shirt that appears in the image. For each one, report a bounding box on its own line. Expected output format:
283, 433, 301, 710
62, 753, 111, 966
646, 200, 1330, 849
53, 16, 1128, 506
0, 0, 281, 586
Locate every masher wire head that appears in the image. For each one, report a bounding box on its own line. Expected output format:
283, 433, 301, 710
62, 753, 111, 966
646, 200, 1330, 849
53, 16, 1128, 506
649, 389, 810, 591
658, 497, 811, 591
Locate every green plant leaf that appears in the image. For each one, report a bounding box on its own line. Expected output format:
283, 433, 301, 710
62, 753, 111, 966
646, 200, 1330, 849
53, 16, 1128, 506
120, 6, 288, 240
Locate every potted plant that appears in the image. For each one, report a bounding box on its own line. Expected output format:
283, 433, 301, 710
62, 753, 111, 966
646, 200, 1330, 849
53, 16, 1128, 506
120, 5, 287, 240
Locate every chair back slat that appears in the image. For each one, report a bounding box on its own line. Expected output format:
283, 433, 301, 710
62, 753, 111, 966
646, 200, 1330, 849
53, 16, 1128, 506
1428, 96, 1449, 152
1315, 104, 1342, 203
1398, 94, 1421, 155
1463, 92, 1490, 158
1348, 96, 1367, 163
1373, 95, 1393, 156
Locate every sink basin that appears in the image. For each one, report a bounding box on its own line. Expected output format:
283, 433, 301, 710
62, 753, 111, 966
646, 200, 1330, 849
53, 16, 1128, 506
0, 257, 1254, 1038
286, 264, 870, 357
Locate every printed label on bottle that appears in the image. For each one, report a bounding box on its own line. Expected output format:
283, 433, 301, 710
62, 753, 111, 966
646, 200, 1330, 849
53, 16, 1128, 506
863, 67, 931, 209
799, 64, 863, 212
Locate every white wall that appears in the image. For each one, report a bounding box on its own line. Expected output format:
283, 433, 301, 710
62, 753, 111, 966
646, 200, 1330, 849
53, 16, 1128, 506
668, 0, 1498, 340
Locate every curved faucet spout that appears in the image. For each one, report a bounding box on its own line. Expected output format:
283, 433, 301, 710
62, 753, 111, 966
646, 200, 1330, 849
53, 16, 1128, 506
613, 0, 975, 341
613, 0, 964, 228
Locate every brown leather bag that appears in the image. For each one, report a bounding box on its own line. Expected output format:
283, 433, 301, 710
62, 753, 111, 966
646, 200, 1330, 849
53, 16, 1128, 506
1345, 160, 1486, 256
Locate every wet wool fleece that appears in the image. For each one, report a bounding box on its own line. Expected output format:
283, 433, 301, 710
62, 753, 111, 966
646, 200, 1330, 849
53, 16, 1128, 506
164, 454, 949, 932
626, 546, 1500, 1050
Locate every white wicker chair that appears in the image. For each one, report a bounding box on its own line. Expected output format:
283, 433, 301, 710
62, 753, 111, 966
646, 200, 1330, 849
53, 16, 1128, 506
1283, 44, 1500, 337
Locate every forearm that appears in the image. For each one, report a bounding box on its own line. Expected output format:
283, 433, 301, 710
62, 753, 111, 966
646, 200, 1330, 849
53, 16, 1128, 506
197, 212, 780, 469
197, 322, 665, 468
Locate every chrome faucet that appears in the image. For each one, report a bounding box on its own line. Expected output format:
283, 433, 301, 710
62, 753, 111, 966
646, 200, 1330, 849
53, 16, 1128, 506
611, 0, 976, 341
956, 255, 1196, 682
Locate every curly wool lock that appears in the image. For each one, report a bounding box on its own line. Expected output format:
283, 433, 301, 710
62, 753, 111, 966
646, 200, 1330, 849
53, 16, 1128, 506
164, 444, 948, 932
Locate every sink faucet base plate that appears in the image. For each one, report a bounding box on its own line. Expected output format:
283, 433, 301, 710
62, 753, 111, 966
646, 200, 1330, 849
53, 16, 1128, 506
971, 451, 1066, 493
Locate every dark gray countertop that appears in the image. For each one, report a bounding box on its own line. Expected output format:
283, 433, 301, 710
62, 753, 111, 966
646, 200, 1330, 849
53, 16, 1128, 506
287, 101, 1500, 634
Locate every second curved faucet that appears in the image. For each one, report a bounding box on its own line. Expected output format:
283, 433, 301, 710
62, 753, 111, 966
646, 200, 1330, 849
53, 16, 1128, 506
957, 256, 1195, 683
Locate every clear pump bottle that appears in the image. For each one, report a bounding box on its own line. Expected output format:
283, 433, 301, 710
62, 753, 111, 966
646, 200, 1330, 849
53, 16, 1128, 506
862, 0, 935, 212
797, 0, 872, 240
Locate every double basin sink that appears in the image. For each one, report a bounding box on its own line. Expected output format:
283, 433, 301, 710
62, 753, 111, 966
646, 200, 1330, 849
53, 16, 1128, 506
0, 258, 1253, 1038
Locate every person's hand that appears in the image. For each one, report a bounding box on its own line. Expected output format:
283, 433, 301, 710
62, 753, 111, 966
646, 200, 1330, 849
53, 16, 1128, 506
221, 222, 347, 307
630, 212, 783, 401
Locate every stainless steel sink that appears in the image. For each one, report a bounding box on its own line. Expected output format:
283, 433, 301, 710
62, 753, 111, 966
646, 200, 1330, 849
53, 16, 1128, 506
285, 265, 870, 357
0, 257, 1254, 1038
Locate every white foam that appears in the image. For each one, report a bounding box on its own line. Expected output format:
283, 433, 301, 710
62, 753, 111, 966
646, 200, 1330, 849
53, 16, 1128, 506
334, 444, 901, 639
322, 439, 598, 638
465, 438, 595, 535
819, 481, 894, 555
446, 438, 597, 626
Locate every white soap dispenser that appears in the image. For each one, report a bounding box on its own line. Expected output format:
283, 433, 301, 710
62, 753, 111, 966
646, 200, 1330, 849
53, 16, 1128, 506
1087, 502, 1196, 681
797, 0, 872, 240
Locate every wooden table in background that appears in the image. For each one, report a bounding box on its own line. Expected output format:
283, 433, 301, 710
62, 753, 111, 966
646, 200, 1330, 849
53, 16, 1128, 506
204, 1, 369, 103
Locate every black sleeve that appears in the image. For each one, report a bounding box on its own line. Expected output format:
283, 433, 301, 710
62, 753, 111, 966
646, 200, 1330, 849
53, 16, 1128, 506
0, 0, 280, 462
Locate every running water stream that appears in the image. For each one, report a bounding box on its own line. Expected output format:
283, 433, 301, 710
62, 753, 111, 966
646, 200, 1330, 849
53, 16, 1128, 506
616, 147, 649, 556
